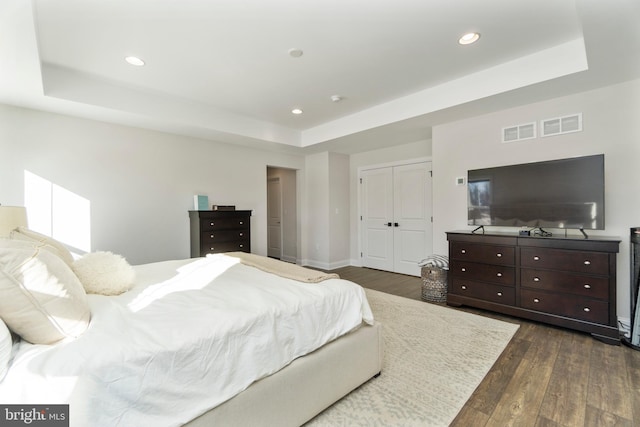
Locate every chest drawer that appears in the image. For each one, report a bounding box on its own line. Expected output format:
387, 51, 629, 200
201, 216, 250, 231
201, 229, 249, 244
450, 278, 515, 305
450, 242, 515, 266
520, 268, 609, 299
520, 247, 609, 275
450, 261, 515, 285
200, 240, 249, 255
520, 289, 609, 324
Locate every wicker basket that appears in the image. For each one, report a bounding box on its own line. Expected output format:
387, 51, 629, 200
421, 266, 448, 303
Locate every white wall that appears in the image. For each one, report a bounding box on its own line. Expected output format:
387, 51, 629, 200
432, 78, 640, 321
303, 152, 351, 269
0, 104, 305, 264
348, 139, 432, 264
303, 152, 329, 267
329, 152, 350, 268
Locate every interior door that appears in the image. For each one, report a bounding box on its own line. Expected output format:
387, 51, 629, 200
392, 163, 432, 276
267, 177, 282, 259
360, 161, 432, 276
361, 167, 394, 271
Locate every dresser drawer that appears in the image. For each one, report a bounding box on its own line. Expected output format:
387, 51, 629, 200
450, 242, 515, 266
450, 278, 515, 305
450, 261, 515, 285
200, 216, 250, 231
520, 289, 609, 324
201, 229, 249, 244
200, 240, 249, 255
521, 268, 609, 299
520, 247, 609, 275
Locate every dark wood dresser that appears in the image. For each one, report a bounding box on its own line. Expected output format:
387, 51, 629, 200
189, 210, 252, 257
446, 230, 621, 344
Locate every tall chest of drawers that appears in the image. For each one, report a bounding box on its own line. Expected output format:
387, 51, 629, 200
189, 210, 252, 257
447, 231, 620, 344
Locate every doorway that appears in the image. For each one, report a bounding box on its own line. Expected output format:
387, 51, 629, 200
266, 166, 298, 263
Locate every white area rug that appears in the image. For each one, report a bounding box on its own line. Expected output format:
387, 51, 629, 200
307, 289, 519, 426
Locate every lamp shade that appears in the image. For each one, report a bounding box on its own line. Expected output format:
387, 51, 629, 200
0, 206, 28, 237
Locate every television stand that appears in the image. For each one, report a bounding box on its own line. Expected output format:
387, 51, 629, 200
446, 230, 621, 344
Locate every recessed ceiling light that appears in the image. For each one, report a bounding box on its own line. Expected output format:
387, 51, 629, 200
458, 32, 480, 45
288, 48, 304, 58
125, 56, 145, 66
291, 108, 303, 115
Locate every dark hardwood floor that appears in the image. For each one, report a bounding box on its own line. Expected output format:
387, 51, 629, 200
331, 265, 640, 427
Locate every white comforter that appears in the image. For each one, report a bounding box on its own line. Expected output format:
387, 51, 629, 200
0, 254, 374, 427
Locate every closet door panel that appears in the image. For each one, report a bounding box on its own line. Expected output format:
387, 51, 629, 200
393, 163, 432, 276
361, 167, 394, 271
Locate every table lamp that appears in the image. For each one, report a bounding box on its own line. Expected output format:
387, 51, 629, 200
0, 205, 28, 237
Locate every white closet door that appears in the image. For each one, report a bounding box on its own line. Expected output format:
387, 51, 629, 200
361, 167, 394, 271
267, 177, 282, 258
392, 163, 432, 276
360, 161, 432, 276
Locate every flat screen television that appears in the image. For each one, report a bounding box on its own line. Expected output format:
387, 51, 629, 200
467, 154, 605, 231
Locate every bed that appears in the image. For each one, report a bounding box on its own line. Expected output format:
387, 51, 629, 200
0, 235, 383, 427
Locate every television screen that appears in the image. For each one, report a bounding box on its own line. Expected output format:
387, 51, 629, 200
467, 154, 605, 230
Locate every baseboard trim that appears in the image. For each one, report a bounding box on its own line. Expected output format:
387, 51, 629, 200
280, 255, 297, 264
302, 259, 352, 271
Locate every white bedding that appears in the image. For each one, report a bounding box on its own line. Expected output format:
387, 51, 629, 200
0, 254, 374, 427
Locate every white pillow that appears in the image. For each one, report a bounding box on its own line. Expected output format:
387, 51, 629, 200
10, 226, 75, 265
0, 318, 11, 381
72, 251, 135, 296
0, 239, 91, 345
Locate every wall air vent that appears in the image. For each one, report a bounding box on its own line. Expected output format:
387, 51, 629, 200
541, 113, 582, 137
502, 122, 536, 143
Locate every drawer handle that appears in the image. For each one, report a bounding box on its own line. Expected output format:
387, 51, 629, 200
210, 234, 214, 238
497, 292, 503, 297
461, 285, 467, 290
496, 272, 503, 277
533, 277, 540, 282
461, 267, 466, 272
584, 284, 591, 289
210, 222, 215, 226
240, 221, 244, 225
239, 244, 244, 248
461, 249, 466, 254
239, 233, 244, 237
583, 307, 590, 312
584, 260, 591, 265
210, 247, 215, 251
533, 256, 540, 261
496, 253, 502, 257
533, 298, 540, 303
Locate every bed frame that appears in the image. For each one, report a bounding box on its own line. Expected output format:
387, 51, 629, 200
185, 321, 383, 426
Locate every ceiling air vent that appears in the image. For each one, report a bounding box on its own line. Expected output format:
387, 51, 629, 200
502, 122, 536, 143
541, 113, 582, 137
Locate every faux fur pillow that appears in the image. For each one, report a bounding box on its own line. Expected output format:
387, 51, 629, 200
72, 251, 135, 296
